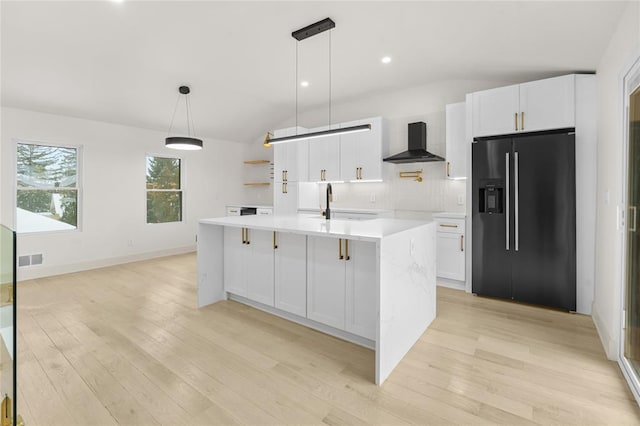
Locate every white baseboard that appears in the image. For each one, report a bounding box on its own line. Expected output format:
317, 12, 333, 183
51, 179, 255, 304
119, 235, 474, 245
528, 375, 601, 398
592, 302, 618, 361
437, 277, 466, 291
17, 245, 196, 281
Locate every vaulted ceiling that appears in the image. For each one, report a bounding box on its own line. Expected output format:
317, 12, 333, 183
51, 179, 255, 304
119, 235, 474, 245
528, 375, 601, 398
1, 1, 628, 143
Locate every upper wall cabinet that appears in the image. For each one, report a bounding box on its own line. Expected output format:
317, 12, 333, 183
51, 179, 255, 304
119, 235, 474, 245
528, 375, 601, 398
472, 74, 576, 138
273, 127, 308, 183
445, 103, 467, 179
340, 117, 383, 182
308, 125, 341, 182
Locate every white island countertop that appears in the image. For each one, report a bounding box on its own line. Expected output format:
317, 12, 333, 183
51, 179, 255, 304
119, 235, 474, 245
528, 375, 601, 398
199, 215, 431, 242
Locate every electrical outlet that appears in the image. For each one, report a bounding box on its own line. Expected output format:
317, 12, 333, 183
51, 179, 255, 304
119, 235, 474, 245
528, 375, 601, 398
457, 194, 465, 205
127, 239, 133, 247
370, 193, 376, 203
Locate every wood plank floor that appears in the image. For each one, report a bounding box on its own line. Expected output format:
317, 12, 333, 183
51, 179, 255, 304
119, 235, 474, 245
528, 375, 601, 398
17, 253, 640, 425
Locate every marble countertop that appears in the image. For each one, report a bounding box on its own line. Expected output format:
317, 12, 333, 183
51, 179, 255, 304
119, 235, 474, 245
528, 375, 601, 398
199, 215, 432, 241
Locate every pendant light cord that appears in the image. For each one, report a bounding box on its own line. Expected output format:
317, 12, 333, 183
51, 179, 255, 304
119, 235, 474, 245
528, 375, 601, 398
167, 94, 181, 136
329, 29, 332, 128
295, 41, 299, 135
167, 91, 197, 137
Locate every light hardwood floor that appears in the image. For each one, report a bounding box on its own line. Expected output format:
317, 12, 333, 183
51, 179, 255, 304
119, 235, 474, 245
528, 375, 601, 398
17, 253, 640, 425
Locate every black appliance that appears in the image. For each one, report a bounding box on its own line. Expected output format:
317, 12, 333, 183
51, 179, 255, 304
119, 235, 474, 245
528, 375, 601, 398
472, 130, 576, 311
240, 207, 257, 216
383, 122, 445, 164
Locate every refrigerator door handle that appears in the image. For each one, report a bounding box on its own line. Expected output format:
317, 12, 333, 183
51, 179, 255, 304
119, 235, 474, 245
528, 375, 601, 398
515, 151, 519, 252
506, 152, 510, 251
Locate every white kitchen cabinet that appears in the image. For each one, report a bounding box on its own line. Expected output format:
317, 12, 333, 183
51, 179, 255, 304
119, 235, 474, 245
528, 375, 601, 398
345, 240, 377, 340
224, 227, 274, 306
472, 84, 519, 138
472, 74, 576, 138
308, 125, 341, 182
273, 127, 308, 183
224, 227, 247, 296
445, 103, 467, 179
245, 228, 275, 306
274, 232, 307, 317
274, 181, 298, 215
340, 117, 383, 182
434, 217, 465, 282
307, 235, 377, 338
519, 75, 575, 133
307, 235, 346, 329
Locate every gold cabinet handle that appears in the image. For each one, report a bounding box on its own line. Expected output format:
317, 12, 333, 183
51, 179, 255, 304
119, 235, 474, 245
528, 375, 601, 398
631, 206, 637, 232
2, 395, 11, 426
447, 162, 450, 177
515, 112, 518, 131
521, 112, 524, 130
355, 167, 359, 180
460, 235, 464, 252
345, 239, 350, 261
245, 228, 250, 245
242, 228, 245, 244
338, 238, 344, 260
285, 170, 288, 181
439, 223, 458, 228
282, 170, 285, 181
273, 231, 278, 249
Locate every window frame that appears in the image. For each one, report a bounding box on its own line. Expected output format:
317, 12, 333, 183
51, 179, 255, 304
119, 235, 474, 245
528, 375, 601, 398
13, 139, 83, 235
145, 154, 185, 225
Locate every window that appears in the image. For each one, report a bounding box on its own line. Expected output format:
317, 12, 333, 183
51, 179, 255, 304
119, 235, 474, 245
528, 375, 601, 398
16, 142, 79, 233
146, 156, 182, 223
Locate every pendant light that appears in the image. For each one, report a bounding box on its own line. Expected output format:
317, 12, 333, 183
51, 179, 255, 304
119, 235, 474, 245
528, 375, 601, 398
265, 18, 371, 146
165, 85, 203, 150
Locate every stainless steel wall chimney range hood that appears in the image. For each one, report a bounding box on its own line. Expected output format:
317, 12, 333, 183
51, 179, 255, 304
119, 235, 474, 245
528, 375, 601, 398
383, 122, 444, 164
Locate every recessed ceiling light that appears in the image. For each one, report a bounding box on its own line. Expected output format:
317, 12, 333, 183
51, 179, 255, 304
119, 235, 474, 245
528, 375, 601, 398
381, 56, 392, 64
301, 81, 309, 87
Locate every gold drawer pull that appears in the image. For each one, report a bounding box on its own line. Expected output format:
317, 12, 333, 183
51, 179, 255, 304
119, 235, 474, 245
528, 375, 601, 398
439, 224, 458, 228
338, 239, 344, 260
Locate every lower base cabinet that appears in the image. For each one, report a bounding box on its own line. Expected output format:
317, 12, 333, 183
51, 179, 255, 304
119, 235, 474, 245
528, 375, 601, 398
224, 227, 274, 306
274, 232, 307, 317
225, 227, 377, 340
435, 217, 466, 282
307, 235, 377, 339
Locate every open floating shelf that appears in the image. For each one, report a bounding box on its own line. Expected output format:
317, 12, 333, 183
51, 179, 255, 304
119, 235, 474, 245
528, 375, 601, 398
244, 160, 271, 165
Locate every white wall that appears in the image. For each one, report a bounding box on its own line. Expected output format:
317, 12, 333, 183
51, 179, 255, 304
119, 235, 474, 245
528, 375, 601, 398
274, 79, 517, 218
1, 107, 248, 280
593, 1, 640, 360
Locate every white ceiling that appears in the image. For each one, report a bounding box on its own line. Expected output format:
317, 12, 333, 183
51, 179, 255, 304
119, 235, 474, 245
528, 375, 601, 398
1, 1, 628, 144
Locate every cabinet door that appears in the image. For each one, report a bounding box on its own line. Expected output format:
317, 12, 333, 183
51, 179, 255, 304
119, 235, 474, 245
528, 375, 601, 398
340, 117, 382, 182
307, 236, 345, 329
273, 127, 308, 182
436, 232, 465, 281
519, 75, 575, 133
274, 232, 307, 317
224, 227, 247, 296
246, 229, 275, 306
345, 240, 377, 340
274, 181, 298, 215
445, 103, 468, 179
472, 84, 519, 137
308, 125, 341, 182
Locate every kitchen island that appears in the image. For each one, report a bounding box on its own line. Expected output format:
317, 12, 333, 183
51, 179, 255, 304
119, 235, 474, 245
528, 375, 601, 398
197, 215, 436, 385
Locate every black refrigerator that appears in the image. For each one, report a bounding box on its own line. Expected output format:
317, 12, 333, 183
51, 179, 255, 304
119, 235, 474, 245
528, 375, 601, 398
472, 130, 576, 311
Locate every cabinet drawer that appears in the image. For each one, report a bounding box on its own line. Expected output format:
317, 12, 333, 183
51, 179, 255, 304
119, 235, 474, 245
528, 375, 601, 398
226, 206, 241, 216
435, 218, 465, 234
257, 208, 273, 216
